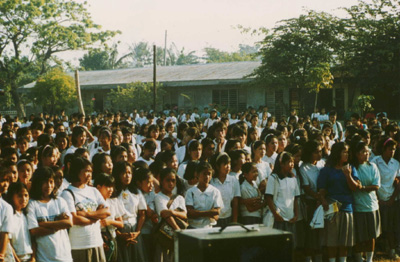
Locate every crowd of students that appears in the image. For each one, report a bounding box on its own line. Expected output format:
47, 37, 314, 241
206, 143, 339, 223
0, 106, 399, 262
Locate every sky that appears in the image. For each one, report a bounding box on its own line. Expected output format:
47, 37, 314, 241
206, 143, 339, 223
63, 0, 360, 64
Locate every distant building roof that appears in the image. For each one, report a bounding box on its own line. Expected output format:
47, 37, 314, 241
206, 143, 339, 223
21, 61, 261, 89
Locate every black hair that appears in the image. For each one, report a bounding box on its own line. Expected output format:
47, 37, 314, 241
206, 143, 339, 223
55, 132, 70, 148
30, 167, 56, 200
239, 162, 257, 185
183, 140, 202, 162
131, 167, 152, 193
0, 147, 18, 161
37, 133, 53, 147
195, 161, 213, 177
71, 126, 86, 146
5, 182, 29, 214
183, 160, 198, 181
110, 145, 128, 163
225, 139, 240, 153
350, 140, 370, 169
94, 173, 115, 188
68, 157, 92, 183
92, 152, 112, 180
74, 148, 89, 158
161, 137, 175, 152
272, 152, 295, 179
210, 153, 231, 177
112, 161, 132, 196
326, 142, 348, 168
38, 145, 57, 164
251, 140, 266, 160
228, 149, 246, 169
149, 160, 166, 179
301, 140, 320, 163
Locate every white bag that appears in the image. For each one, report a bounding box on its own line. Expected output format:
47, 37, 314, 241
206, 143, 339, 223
262, 174, 279, 228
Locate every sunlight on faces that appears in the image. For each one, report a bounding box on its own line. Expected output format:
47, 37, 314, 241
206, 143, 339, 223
42, 178, 55, 198
79, 165, 93, 185
18, 163, 33, 184
254, 144, 266, 159
197, 168, 213, 186
121, 166, 132, 186
97, 185, 114, 200
190, 145, 202, 161
267, 138, 278, 154
0, 174, 10, 194
101, 156, 113, 175
13, 188, 29, 211
245, 166, 259, 182
161, 172, 176, 194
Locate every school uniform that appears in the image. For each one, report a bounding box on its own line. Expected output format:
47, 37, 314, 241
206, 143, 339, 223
11, 212, 33, 262
255, 161, 272, 187
353, 163, 381, 243
262, 152, 278, 167
317, 166, 360, 247
210, 176, 241, 227
371, 156, 400, 233
185, 185, 223, 228
266, 174, 300, 245
240, 180, 262, 225
140, 190, 156, 261
117, 189, 147, 262
60, 185, 107, 262
27, 198, 73, 262
0, 197, 14, 262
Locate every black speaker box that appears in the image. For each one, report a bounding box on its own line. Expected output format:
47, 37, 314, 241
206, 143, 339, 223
175, 225, 293, 262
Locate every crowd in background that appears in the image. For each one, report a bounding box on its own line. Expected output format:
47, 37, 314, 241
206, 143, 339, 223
0, 104, 399, 262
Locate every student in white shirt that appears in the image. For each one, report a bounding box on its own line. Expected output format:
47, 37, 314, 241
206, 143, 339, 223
112, 161, 147, 262
132, 167, 158, 262
299, 140, 324, 262
265, 152, 300, 245
60, 157, 110, 262
0, 167, 15, 262
210, 153, 241, 227
28, 167, 73, 262
251, 141, 272, 193
371, 138, 400, 258
137, 141, 156, 166
154, 168, 187, 261
239, 163, 264, 225
185, 161, 223, 228
262, 134, 279, 169
177, 140, 202, 178
90, 127, 112, 160
228, 150, 246, 180
6, 182, 33, 262
94, 173, 124, 262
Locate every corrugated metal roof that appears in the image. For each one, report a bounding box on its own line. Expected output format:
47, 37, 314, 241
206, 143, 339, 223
22, 61, 261, 89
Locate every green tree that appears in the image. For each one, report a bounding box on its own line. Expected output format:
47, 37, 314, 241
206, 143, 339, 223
31, 68, 77, 114
0, 0, 118, 117
252, 11, 340, 114
203, 47, 257, 63
79, 44, 132, 71
337, 0, 400, 115
107, 82, 165, 112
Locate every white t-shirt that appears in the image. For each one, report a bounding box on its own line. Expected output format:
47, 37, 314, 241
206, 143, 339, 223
176, 146, 186, 164
255, 161, 272, 186
104, 198, 125, 238
240, 180, 262, 218
185, 185, 223, 228
60, 185, 106, 250
27, 198, 73, 262
141, 190, 156, 235
177, 161, 188, 178
0, 198, 14, 261
262, 152, 278, 167
118, 189, 147, 225
11, 212, 33, 259
229, 171, 241, 180
266, 174, 300, 221
154, 192, 187, 217
371, 156, 400, 201
299, 160, 325, 199
210, 176, 241, 218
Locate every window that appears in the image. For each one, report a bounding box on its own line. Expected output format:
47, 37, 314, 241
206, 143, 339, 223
212, 88, 246, 111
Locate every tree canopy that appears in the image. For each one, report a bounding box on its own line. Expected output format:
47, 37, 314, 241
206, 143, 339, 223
31, 67, 76, 114
0, 0, 119, 116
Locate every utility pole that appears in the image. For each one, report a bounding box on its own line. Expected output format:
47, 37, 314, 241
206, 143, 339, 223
153, 45, 157, 112
75, 70, 85, 116
164, 30, 167, 66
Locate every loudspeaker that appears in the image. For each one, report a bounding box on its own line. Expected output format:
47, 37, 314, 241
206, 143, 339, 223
175, 225, 293, 262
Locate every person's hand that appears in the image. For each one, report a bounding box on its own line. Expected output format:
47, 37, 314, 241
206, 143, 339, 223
321, 199, 329, 211
160, 210, 173, 219
289, 215, 298, 223
151, 213, 159, 224
342, 164, 351, 177
273, 212, 284, 222
100, 219, 110, 227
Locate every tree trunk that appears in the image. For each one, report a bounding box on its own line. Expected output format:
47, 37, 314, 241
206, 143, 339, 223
314, 91, 319, 113
10, 87, 26, 118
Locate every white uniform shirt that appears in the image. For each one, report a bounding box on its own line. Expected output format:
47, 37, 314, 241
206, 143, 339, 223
155, 192, 187, 217
266, 174, 300, 221
255, 161, 272, 186
299, 160, 325, 199
240, 180, 262, 218
371, 156, 400, 201
0, 198, 14, 261
60, 185, 107, 250
11, 212, 33, 259
185, 185, 223, 228
27, 198, 73, 261
210, 176, 241, 218
118, 189, 147, 225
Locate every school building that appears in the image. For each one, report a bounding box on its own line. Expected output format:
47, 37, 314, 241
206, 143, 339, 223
20, 61, 399, 119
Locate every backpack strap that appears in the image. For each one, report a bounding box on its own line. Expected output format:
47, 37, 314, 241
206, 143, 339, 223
64, 188, 76, 203
167, 194, 178, 209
